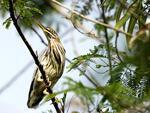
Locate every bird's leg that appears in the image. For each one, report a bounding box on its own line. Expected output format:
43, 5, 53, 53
43, 88, 50, 95
37, 73, 51, 85
37, 74, 44, 82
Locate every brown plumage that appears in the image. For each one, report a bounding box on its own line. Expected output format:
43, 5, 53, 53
27, 22, 65, 108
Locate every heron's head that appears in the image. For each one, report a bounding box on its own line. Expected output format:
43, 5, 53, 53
36, 22, 59, 42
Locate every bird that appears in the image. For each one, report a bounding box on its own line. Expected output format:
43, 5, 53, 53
27, 22, 65, 108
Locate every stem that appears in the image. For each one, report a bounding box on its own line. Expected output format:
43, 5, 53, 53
100, 0, 112, 71
66, 58, 98, 87
31, 27, 48, 46
50, 0, 131, 36
8, 0, 61, 112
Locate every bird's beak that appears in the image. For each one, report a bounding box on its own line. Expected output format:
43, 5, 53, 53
35, 21, 46, 32
34, 21, 51, 42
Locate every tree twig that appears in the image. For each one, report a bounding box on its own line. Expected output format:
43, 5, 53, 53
66, 58, 98, 87
100, 0, 112, 71
31, 27, 48, 46
8, 0, 61, 112
50, 0, 132, 37
114, 33, 140, 76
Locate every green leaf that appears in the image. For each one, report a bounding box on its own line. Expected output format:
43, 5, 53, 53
31, 7, 43, 14
128, 16, 136, 34
115, 0, 127, 22
115, 12, 130, 29
115, 0, 140, 29
67, 54, 104, 72
43, 87, 73, 104
67, 45, 107, 72
96, 64, 101, 68
3, 17, 12, 29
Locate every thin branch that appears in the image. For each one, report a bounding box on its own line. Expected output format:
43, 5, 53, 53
8, 0, 61, 112
88, 64, 109, 74
49, 1, 103, 42
61, 93, 67, 113
0, 61, 33, 94
31, 27, 48, 46
50, 0, 132, 37
114, 33, 140, 75
100, 0, 112, 71
69, 15, 103, 42
115, 33, 124, 63
66, 58, 98, 87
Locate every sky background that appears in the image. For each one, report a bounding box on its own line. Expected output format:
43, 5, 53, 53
0, 14, 99, 113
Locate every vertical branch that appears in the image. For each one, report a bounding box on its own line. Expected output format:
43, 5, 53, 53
99, 0, 112, 71
8, 0, 61, 112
